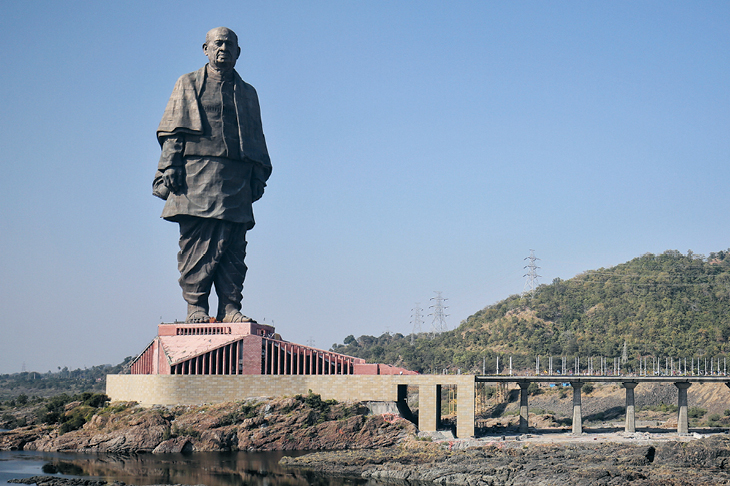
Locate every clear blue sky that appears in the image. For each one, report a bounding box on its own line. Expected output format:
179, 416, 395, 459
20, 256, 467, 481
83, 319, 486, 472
0, 1, 728, 374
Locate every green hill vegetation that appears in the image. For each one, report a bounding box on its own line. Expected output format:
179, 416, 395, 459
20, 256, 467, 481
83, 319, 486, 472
0, 357, 133, 401
331, 249, 730, 374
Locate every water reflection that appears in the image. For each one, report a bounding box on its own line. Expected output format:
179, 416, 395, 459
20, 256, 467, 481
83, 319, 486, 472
0, 451, 378, 486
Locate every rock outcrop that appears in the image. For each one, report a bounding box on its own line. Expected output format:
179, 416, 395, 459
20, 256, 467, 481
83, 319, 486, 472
282, 435, 730, 485
9, 477, 200, 486
0, 395, 415, 453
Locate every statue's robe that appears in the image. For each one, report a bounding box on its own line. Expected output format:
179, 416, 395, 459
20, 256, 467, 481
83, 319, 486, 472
153, 65, 271, 318
153, 65, 271, 227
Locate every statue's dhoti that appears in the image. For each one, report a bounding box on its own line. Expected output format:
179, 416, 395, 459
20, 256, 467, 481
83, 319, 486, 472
176, 216, 248, 318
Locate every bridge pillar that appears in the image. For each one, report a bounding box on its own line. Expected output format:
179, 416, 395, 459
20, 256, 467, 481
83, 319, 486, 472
456, 381, 475, 438
419, 384, 441, 432
623, 382, 638, 433
570, 382, 583, 435
518, 381, 530, 433
675, 382, 691, 434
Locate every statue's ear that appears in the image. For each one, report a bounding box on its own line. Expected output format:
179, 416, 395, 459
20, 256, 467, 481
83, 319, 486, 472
236, 46, 241, 59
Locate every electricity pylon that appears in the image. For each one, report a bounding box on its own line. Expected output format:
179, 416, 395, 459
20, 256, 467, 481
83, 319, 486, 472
522, 249, 541, 297
429, 291, 449, 335
410, 303, 424, 344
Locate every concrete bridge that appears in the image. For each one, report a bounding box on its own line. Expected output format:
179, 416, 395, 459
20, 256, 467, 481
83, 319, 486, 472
106, 374, 730, 439
476, 375, 730, 436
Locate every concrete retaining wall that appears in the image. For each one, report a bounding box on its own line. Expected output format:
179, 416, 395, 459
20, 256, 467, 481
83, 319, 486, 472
106, 374, 476, 438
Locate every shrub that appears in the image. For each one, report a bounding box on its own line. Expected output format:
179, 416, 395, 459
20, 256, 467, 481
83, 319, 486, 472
82, 393, 109, 408
100, 402, 134, 415
688, 407, 707, 419
59, 414, 86, 435
640, 404, 678, 413
240, 401, 260, 418
303, 392, 337, 413
34, 392, 110, 433
36, 394, 72, 424
0, 412, 24, 429
582, 382, 594, 395
171, 425, 200, 439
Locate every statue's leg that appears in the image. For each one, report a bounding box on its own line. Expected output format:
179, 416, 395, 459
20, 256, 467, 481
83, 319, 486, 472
178, 217, 223, 323
214, 224, 249, 322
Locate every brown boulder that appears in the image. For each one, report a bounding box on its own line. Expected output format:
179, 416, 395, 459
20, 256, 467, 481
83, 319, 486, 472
152, 437, 193, 453
193, 425, 239, 451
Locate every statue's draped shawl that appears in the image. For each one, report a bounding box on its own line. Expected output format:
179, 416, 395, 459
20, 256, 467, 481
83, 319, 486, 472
157, 66, 272, 173
155, 66, 271, 225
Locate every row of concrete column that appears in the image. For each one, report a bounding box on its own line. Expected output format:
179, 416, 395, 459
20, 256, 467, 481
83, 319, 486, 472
518, 381, 695, 435
400, 382, 475, 438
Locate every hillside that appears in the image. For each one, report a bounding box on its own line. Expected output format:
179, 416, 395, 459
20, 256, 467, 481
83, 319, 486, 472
331, 249, 730, 374
0, 358, 134, 401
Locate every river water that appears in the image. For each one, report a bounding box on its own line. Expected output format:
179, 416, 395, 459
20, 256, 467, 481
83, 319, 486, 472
0, 450, 382, 486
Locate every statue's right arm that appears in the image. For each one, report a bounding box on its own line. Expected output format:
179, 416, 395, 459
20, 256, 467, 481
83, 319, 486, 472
158, 135, 185, 193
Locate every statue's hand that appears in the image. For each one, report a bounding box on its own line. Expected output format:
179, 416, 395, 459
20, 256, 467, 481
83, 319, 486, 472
252, 179, 266, 202
162, 167, 184, 194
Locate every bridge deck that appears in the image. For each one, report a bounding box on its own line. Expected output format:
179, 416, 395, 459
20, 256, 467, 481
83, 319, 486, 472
476, 375, 730, 384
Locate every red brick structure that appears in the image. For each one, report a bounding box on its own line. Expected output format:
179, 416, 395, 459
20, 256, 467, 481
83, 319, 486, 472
130, 322, 416, 376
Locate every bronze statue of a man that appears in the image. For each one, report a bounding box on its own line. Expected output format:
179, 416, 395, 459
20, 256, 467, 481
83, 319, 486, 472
153, 27, 271, 323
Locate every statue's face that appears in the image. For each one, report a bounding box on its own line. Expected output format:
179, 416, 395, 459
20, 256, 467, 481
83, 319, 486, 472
203, 28, 240, 71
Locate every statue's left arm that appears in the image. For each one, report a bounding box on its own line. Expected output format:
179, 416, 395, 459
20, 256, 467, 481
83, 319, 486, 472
236, 76, 271, 203
251, 165, 267, 202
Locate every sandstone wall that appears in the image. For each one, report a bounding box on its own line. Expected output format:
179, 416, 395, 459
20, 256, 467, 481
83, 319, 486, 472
106, 374, 476, 437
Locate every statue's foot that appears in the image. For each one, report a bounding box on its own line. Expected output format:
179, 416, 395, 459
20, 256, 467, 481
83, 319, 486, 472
221, 311, 255, 323
186, 305, 212, 323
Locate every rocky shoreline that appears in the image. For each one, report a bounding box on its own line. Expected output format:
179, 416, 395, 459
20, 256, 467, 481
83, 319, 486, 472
5, 393, 730, 485
282, 433, 730, 485
0, 395, 414, 453
8, 434, 730, 486
8, 477, 201, 486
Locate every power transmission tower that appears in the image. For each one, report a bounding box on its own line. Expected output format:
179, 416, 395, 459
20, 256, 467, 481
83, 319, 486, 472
522, 249, 541, 297
410, 302, 424, 344
429, 291, 449, 335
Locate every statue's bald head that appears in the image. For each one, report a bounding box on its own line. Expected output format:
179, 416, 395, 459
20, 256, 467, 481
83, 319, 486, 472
203, 27, 241, 72
206, 27, 238, 45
